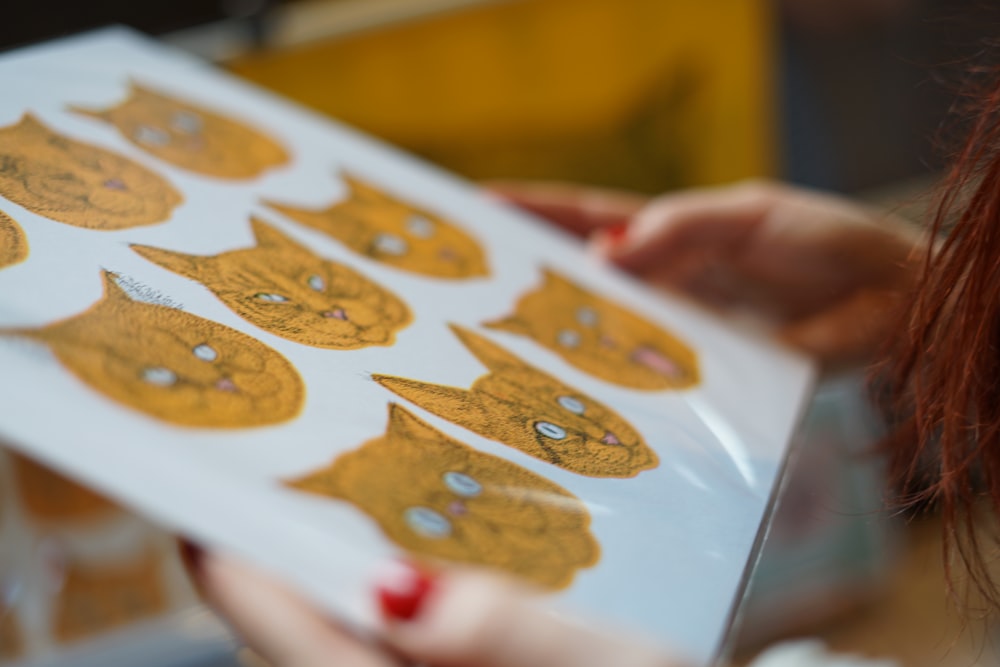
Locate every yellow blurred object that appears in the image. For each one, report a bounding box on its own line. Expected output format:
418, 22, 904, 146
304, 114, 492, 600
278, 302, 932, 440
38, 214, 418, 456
230, 0, 775, 192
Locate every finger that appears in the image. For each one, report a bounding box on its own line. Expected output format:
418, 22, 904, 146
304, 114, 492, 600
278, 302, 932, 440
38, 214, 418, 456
605, 182, 780, 272
485, 180, 648, 237
384, 568, 682, 667
193, 550, 399, 667
779, 288, 906, 368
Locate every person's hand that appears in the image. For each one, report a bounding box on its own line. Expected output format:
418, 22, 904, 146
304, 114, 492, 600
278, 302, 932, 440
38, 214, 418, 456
490, 180, 925, 369
187, 548, 684, 667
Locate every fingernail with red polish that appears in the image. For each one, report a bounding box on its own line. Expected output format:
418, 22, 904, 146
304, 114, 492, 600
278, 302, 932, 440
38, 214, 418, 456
376, 560, 436, 622
605, 222, 629, 243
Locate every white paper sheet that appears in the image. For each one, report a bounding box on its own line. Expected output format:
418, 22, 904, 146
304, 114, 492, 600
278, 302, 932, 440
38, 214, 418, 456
0, 28, 815, 665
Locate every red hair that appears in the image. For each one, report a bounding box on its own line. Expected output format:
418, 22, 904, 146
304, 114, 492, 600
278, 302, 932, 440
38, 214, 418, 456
882, 65, 1000, 606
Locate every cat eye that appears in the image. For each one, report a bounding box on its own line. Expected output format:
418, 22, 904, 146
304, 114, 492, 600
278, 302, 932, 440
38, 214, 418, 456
193, 344, 218, 362
134, 125, 170, 146
557, 329, 580, 349
404, 507, 451, 539
576, 307, 598, 327
406, 214, 435, 238
557, 396, 585, 415
307, 275, 326, 292
372, 233, 409, 256
443, 471, 482, 498
171, 111, 203, 134
141, 367, 177, 387
535, 421, 567, 440
255, 293, 289, 303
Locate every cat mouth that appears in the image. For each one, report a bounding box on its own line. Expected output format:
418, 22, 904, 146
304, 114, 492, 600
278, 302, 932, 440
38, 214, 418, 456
630, 346, 681, 378
322, 308, 349, 321
214, 377, 238, 393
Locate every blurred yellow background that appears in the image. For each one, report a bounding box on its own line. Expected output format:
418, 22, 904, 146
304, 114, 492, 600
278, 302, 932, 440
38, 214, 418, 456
230, 0, 775, 193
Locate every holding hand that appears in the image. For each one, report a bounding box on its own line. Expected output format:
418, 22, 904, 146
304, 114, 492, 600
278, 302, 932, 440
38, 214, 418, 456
491, 181, 925, 369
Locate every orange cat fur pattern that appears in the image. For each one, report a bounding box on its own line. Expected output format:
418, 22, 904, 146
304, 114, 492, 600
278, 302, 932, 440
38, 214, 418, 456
485, 269, 700, 391
52, 551, 168, 644
0, 210, 28, 269
2, 272, 304, 428
0, 114, 181, 229
132, 218, 412, 350
374, 325, 656, 478
11, 452, 119, 523
288, 404, 599, 590
264, 173, 489, 279
71, 82, 289, 180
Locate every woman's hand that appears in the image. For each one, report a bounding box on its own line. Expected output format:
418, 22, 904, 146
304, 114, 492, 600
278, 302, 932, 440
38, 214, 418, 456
188, 549, 682, 667
491, 180, 926, 369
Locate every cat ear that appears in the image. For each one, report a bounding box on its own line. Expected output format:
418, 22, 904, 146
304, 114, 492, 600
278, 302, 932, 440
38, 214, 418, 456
100, 270, 133, 303
248, 217, 304, 252
340, 172, 389, 203
131, 245, 211, 281
541, 267, 578, 292
448, 324, 525, 372
13, 113, 49, 134
66, 104, 111, 122
482, 314, 531, 336
376, 380, 488, 434
383, 402, 446, 441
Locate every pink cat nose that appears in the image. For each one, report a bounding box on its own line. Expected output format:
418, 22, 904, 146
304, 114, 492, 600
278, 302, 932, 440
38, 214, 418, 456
447, 501, 467, 516
438, 247, 458, 261
215, 378, 238, 393
323, 308, 349, 321
601, 432, 622, 446
600, 335, 618, 348
103, 178, 127, 191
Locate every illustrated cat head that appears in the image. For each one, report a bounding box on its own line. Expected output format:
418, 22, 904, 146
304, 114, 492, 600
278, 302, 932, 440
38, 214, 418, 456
264, 173, 489, 279
0, 114, 181, 230
51, 550, 167, 643
132, 218, 412, 350
70, 82, 289, 180
10, 452, 119, 523
1, 271, 304, 428
374, 325, 656, 478
0, 210, 28, 269
288, 404, 599, 590
485, 269, 700, 391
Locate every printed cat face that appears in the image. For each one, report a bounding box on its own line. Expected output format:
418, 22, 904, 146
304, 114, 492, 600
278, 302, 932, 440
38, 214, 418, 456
52, 551, 167, 644
485, 269, 700, 391
132, 218, 412, 350
264, 173, 489, 279
71, 82, 289, 180
0, 210, 27, 270
289, 404, 599, 589
4, 272, 304, 428
11, 452, 119, 523
0, 114, 181, 230
375, 325, 656, 478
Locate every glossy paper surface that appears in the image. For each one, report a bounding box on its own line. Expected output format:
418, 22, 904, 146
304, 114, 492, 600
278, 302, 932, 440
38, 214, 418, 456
0, 29, 814, 665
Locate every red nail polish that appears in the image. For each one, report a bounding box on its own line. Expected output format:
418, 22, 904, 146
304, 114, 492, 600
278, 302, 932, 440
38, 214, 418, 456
605, 222, 629, 243
376, 561, 436, 622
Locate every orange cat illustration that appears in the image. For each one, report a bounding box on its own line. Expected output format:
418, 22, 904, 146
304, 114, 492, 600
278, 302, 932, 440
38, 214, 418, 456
485, 269, 700, 391
0, 114, 181, 230
374, 325, 656, 478
11, 452, 119, 523
2, 271, 304, 428
264, 173, 489, 279
288, 404, 599, 590
52, 551, 168, 644
132, 218, 412, 350
0, 210, 28, 269
70, 82, 289, 180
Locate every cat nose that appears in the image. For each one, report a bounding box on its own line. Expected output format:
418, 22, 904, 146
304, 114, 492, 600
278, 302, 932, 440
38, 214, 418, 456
600, 335, 618, 348
323, 308, 349, 321
215, 378, 238, 393
438, 247, 458, 261
601, 432, 622, 446
447, 501, 467, 516
103, 178, 127, 191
